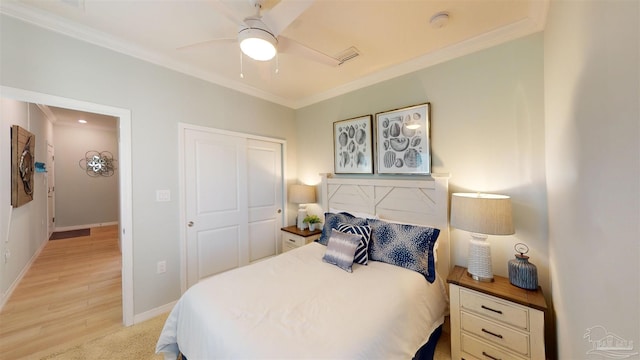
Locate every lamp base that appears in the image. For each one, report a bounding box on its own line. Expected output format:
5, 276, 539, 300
467, 271, 494, 282
297, 207, 307, 230
467, 233, 494, 282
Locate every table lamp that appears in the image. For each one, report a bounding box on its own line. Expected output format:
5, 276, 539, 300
289, 184, 316, 230
450, 192, 514, 282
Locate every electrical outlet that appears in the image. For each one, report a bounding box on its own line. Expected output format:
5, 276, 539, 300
157, 260, 166, 274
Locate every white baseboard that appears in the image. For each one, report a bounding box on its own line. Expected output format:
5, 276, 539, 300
133, 301, 176, 325
0, 237, 48, 312
54, 221, 118, 232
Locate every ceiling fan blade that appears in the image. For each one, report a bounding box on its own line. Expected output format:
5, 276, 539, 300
278, 36, 340, 67
176, 38, 235, 51
261, 0, 314, 36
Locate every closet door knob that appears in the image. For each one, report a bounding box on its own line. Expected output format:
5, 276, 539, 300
187, 221, 194, 227
277, 209, 282, 213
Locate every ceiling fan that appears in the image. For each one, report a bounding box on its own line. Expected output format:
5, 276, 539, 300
180, 0, 340, 67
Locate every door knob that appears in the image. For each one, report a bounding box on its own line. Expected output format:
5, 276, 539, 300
277, 209, 282, 213
187, 221, 194, 227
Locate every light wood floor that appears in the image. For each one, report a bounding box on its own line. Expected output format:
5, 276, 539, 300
0, 225, 123, 359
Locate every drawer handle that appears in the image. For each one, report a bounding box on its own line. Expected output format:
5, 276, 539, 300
288, 239, 295, 243
481, 328, 504, 339
482, 351, 501, 360
481, 305, 503, 314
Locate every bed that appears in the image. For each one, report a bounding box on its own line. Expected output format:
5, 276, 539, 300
157, 173, 451, 359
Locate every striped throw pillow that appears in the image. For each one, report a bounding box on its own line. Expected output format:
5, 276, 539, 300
336, 222, 372, 265
322, 229, 361, 273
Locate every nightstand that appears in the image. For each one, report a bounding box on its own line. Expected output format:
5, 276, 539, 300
447, 266, 547, 360
281, 225, 322, 253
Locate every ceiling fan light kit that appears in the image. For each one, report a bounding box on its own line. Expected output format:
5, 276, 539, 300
239, 26, 277, 61
181, 0, 340, 67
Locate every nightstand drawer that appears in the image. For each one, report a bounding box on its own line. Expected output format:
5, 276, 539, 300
283, 242, 298, 252
460, 289, 529, 330
461, 333, 528, 360
461, 312, 530, 356
281, 226, 321, 253
283, 235, 306, 247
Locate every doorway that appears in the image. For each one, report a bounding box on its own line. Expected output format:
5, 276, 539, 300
47, 143, 55, 237
1, 86, 134, 326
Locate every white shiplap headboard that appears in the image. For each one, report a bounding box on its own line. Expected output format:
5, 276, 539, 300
320, 173, 451, 279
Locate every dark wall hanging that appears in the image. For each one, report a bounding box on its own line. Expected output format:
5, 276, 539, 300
11, 125, 35, 207
79, 150, 117, 177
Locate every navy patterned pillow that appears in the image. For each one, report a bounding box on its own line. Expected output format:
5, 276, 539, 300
368, 219, 440, 283
322, 229, 361, 273
336, 222, 371, 265
317, 212, 369, 246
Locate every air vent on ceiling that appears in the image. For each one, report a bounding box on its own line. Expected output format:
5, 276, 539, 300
335, 47, 360, 66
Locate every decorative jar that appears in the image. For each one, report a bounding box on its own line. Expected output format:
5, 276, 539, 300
508, 243, 538, 290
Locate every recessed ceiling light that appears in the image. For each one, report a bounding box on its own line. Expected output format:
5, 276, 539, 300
78, 119, 87, 124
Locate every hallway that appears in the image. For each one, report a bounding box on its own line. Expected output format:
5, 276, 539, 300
0, 225, 122, 359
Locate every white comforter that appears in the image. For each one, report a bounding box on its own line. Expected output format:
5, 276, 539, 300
156, 242, 448, 359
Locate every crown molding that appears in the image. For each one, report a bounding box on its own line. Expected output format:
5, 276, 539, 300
0, 1, 297, 108
1, 0, 548, 110
293, 0, 549, 109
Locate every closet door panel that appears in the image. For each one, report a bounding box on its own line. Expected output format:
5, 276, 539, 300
185, 129, 248, 287
247, 139, 283, 262
197, 226, 240, 279
184, 127, 284, 288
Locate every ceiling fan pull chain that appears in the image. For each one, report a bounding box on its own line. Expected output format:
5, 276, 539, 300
275, 53, 279, 75
240, 50, 244, 79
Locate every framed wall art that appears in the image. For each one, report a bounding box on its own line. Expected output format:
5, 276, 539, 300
333, 115, 373, 174
11, 125, 36, 207
375, 103, 431, 175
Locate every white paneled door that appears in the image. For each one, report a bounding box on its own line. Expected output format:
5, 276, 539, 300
247, 139, 283, 262
184, 127, 283, 288
47, 143, 55, 237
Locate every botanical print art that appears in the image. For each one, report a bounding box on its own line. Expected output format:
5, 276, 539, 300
375, 103, 431, 175
333, 115, 373, 174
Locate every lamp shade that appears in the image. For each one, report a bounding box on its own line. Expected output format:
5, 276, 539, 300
289, 184, 316, 204
450, 193, 514, 235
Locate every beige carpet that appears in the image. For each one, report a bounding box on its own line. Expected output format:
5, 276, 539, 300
38, 312, 451, 360
39, 313, 169, 360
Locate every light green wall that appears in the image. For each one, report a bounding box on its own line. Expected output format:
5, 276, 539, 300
0, 15, 297, 314
296, 33, 548, 295
5, 5, 638, 357
545, 0, 639, 357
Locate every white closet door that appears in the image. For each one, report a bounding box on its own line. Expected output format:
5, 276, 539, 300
185, 129, 249, 287
247, 139, 283, 262
184, 127, 284, 288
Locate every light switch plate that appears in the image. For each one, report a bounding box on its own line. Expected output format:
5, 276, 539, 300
156, 189, 171, 202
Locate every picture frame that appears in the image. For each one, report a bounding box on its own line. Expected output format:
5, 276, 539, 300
11, 125, 36, 207
375, 103, 431, 175
333, 115, 373, 174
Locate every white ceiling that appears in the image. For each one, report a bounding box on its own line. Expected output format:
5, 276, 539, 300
41, 105, 118, 130
2, 0, 548, 109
